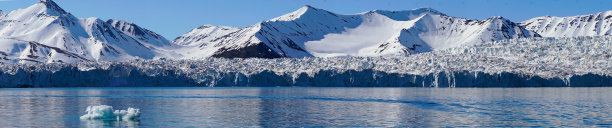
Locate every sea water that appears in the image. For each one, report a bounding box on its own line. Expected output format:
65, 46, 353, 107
0, 87, 611, 127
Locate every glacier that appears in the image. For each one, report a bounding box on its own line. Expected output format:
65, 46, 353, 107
0, 36, 609, 87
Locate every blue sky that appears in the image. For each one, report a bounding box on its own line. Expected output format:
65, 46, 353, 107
0, 0, 611, 39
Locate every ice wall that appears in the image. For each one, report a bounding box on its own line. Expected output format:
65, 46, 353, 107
0, 64, 609, 88
0, 36, 610, 87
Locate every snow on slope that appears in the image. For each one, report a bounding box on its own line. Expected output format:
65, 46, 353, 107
173, 25, 266, 59
174, 5, 363, 59
173, 25, 241, 46
0, 0, 173, 63
107, 19, 171, 47
174, 6, 538, 58
304, 13, 418, 57
520, 10, 612, 37
396, 15, 538, 51
0, 38, 90, 64
369, 8, 443, 21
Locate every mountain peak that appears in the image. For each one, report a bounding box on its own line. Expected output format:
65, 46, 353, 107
370, 7, 444, 21
33, 0, 68, 15
195, 24, 237, 30
411, 7, 442, 14
486, 16, 514, 23
372, 8, 442, 14
197, 24, 215, 29
295, 5, 321, 13
106, 19, 171, 46
106, 19, 148, 36
269, 5, 334, 21
489, 16, 504, 19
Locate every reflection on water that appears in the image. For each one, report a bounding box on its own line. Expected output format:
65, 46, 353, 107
81, 120, 140, 128
0, 87, 611, 127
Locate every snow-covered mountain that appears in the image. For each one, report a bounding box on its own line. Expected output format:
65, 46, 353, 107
173, 25, 241, 46
174, 6, 539, 58
5, 1, 607, 62
107, 19, 172, 47
0, 0, 173, 64
520, 11, 612, 37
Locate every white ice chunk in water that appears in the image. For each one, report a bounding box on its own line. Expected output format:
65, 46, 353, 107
80, 105, 140, 121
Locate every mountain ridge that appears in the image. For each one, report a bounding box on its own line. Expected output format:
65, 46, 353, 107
173, 6, 539, 58
0, 0, 174, 64
1, 1, 610, 63
520, 10, 612, 37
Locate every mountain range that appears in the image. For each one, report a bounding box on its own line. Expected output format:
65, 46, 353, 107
0, 0, 176, 63
0, 0, 610, 63
520, 11, 612, 37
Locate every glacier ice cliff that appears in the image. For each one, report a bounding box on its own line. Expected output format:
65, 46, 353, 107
0, 36, 610, 87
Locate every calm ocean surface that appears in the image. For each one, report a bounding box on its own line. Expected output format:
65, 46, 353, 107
0, 87, 611, 127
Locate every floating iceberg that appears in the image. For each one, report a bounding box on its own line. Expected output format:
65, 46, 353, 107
80, 105, 140, 121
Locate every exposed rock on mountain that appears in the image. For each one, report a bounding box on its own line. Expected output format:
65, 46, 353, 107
174, 6, 539, 58
0, 0, 173, 64
521, 11, 612, 37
